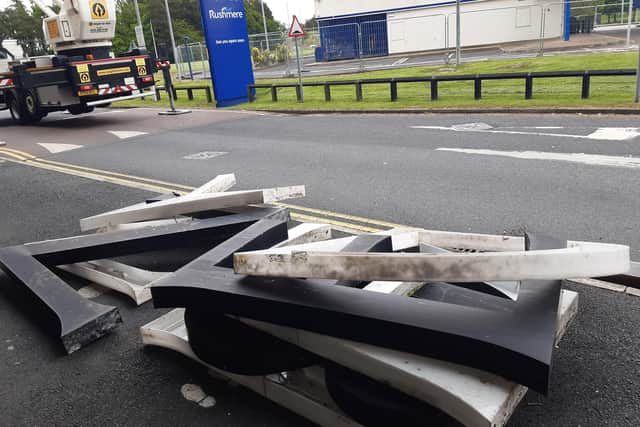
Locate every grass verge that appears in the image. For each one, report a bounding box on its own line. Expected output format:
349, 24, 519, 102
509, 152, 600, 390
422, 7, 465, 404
116, 51, 640, 111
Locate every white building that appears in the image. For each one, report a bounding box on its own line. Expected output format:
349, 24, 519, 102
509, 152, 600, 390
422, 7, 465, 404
314, 0, 565, 59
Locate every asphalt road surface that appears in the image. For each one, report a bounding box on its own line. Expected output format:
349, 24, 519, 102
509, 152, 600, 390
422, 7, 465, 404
0, 108, 639, 426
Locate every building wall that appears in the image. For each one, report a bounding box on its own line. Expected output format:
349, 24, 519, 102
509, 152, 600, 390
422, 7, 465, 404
315, 0, 450, 19
316, 0, 564, 56
387, 0, 563, 54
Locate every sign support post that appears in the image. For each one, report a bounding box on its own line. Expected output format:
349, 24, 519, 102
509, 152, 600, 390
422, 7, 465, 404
288, 15, 306, 103
295, 37, 303, 102
635, 42, 640, 103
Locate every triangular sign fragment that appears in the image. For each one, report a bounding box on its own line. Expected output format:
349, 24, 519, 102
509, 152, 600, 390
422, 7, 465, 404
288, 15, 305, 38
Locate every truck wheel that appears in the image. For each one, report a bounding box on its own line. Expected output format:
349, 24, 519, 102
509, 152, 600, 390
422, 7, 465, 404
8, 96, 25, 124
68, 105, 95, 115
9, 92, 42, 125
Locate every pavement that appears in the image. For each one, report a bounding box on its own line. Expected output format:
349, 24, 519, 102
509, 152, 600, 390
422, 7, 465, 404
0, 107, 639, 426
254, 27, 640, 79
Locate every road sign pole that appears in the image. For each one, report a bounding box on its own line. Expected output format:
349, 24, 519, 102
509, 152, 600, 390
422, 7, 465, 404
635, 42, 640, 103
627, 0, 634, 47
295, 37, 304, 102
456, 0, 461, 66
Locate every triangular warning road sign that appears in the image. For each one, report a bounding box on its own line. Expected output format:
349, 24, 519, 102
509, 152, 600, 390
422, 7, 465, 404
288, 15, 305, 38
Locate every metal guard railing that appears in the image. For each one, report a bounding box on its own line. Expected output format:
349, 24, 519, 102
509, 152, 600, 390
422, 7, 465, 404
248, 69, 637, 103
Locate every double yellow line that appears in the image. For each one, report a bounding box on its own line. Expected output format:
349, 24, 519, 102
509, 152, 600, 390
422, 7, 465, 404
0, 147, 409, 233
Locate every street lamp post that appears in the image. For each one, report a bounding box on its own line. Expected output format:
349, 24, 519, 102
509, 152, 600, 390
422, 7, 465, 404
133, 0, 146, 49
455, 0, 461, 66
163, 0, 181, 79
261, 0, 271, 51
635, 42, 640, 103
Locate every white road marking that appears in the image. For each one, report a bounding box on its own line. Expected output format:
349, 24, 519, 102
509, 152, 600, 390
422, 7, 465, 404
412, 124, 640, 141
59, 110, 125, 121
182, 151, 228, 160
392, 57, 409, 66
108, 131, 149, 140
437, 148, 640, 169
502, 126, 565, 130
37, 143, 84, 154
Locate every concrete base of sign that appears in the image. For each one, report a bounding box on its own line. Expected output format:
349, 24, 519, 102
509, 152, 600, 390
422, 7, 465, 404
158, 110, 192, 116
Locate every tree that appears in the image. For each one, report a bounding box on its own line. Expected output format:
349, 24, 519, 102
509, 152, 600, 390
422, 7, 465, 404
0, 0, 49, 56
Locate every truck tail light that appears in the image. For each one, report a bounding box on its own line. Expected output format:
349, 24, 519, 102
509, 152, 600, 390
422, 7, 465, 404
141, 76, 154, 83
79, 84, 94, 91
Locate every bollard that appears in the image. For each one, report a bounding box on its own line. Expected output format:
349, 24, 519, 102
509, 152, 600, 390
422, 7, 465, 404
355, 82, 363, 102
248, 85, 256, 103
525, 75, 533, 100
271, 86, 278, 102
474, 78, 482, 100
324, 84, 331, 102
430, 80, 439, 101
581, 73, 590, 99
390, 80, 398, 102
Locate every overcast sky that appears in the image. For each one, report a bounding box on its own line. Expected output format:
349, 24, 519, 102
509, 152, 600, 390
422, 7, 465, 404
0, 0, 316, 24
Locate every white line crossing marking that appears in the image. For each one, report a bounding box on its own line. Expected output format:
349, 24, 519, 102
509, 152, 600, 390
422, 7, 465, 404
108, 131, 149, 140
437, 148, 640, 169
37, 143, 84, 154
412, 124, 640, 141
392, 57, 409, 66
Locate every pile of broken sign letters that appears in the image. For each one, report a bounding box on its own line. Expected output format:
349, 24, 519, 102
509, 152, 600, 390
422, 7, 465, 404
0, 174, 632, 427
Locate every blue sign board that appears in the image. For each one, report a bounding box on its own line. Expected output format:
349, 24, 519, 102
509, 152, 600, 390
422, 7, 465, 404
199, 0, 254, 107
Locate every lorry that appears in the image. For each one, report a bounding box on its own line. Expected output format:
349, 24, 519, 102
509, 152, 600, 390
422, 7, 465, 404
0, 0, 157, 125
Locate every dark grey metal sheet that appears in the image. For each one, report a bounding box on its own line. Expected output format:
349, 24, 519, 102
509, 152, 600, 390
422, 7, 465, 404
0, 246, 121, 354
26, 207, 286, 266
152, 232, 565, 394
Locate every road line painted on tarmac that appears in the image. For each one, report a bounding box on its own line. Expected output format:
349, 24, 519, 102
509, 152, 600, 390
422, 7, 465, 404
0, 149, 185, 194
290, 212, 382, 233
275, 202, 413, 230
437, 148, 640, 169
37, 143, 84, 154
108, 131, 149, 140
0, 147, 194, 191
0, 148, 393, 231
412, 125, 640, 141
392, 57, 409, 66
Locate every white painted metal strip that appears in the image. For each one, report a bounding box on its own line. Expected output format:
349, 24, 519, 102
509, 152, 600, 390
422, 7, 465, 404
235, 242, 629, 283
79, 185, 305, 231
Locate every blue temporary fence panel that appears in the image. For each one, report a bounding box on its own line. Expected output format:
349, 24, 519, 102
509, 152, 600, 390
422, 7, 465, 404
199, 0, 254, 107
318, 14, 388, 61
